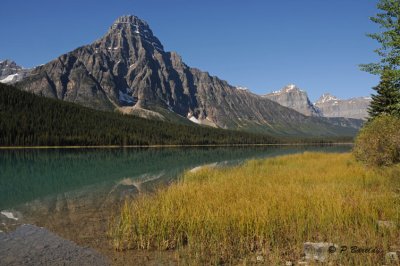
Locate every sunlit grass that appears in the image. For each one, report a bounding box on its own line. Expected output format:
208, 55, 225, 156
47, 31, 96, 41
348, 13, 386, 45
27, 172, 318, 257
109, 152, 400, 264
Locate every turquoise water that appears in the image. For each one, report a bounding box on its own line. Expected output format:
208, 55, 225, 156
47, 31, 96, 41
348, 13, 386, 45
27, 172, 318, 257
0, 146, 351, 210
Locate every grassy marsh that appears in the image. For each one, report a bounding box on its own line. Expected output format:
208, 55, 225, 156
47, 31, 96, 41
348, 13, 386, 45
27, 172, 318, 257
109, 152, 400, 264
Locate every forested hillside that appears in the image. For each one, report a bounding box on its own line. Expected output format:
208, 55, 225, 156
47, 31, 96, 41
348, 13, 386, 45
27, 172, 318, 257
0, 84, 283, 146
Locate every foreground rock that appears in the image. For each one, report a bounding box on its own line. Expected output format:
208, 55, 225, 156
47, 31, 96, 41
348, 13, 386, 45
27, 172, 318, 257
0, 224, 109, 266
386, 251, 400, 264
303, 242, 337, 262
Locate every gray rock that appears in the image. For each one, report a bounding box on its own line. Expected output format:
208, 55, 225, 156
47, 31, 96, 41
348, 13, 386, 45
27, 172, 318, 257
0, 224, 109, 266
264, 84, 321, 117
385, 251, 399, 264
315, 93, 370, 120
256, 255, 264, 262
0, 60, 31, 84
303, 242, 337, 262
264, 85, 369, 123
264, 86, 365, 131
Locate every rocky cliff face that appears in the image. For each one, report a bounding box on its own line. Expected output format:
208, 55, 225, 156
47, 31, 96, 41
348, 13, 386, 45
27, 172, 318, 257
0, 60, 31, 84
263, 84, 321, 117
17, 15, 360, 137
315, 93, 370, 120
264, 85, 370, 121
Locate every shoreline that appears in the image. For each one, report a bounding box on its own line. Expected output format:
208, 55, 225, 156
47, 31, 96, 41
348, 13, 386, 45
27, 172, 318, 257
0, 143, 354, 150
2, 151, 371, 265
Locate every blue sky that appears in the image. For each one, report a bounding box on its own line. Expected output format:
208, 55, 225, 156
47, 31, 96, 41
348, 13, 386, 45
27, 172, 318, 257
0, 0, 380, 101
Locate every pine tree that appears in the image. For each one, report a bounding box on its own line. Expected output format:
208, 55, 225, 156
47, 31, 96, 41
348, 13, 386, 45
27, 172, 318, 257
360, 0, 400, 118
368, 69, 400, 118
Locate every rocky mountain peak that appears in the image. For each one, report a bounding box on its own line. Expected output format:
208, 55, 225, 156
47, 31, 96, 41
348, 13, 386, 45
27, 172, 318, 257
283, 84, 299, 92
315, 93, 370, 120
270, 84, 303, 94
0, 59, 20, 68
264, 84, 321, 117
103, 14, 164, 52
316, 93, 340, 104
113, 15, 146, 25
0, 60, 30, 84
110, 15, 150, 32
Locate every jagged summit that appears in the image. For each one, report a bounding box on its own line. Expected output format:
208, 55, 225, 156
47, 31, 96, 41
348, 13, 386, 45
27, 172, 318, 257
113, 15, 147, 25
316, 93, 340, 104
103, 15, 164, 52
110, 15, 150, 33
264, 84, 321, 117
270, 84, 303, 94
315, 93, 370, 120
0, 60, 31, 84
284, 84, 296, 91
0, 60, 21, 70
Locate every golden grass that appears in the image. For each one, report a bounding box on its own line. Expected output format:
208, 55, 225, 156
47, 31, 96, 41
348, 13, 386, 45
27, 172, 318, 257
109, 152, 400, 265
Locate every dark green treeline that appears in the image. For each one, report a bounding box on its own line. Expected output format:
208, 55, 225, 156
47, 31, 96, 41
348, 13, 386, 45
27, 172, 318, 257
0, 84, 279, 146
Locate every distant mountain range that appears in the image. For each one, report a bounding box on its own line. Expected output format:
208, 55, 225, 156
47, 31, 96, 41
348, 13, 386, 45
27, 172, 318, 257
1, 15, 368, 137
0, 60, 31, 84
264, 84, 370, 120
314, 93, 370, 120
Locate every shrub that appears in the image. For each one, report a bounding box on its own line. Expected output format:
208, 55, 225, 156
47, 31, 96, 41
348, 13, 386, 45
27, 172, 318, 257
353, 114, 400, 166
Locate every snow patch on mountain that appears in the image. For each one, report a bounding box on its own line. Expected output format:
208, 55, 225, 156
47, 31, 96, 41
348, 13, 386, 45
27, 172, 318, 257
269, 84, 305, 95
0, 73, 20, 83
316, 93, 340, 104
0, 60, 32, 83
187, 112, 200, 124
189, 116, 201, 124
236, 86, 249, 91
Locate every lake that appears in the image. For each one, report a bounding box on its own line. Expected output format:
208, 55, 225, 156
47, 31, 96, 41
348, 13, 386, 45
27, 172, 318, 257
0, 145, 351, 253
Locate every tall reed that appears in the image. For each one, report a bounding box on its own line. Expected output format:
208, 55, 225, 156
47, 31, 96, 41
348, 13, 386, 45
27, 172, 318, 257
110, 152, 400, 264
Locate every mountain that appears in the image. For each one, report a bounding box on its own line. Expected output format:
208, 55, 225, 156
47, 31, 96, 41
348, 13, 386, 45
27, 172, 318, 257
0, 60, 31, 84
263, 85, 364, 129
315, 93, 370, 120
17, 15, 359, 137
264, 85, 370, 121
263, 84, 321, 117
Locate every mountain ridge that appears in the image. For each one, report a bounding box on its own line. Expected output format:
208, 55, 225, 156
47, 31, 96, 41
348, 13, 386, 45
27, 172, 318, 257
264, 85, 370, 120
315, 93, 370, 120
16, 15, 361, 137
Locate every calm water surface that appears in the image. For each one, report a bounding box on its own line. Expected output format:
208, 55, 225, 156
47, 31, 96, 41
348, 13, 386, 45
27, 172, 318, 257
0, 146, 351, 235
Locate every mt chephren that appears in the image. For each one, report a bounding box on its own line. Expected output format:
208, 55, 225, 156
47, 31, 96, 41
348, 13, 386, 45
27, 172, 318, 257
17, 15, 362, 137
